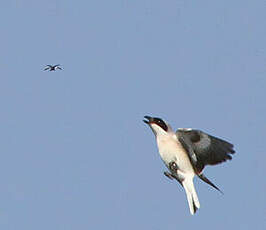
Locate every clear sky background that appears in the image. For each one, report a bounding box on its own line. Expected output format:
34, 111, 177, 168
0, 0, 265, 229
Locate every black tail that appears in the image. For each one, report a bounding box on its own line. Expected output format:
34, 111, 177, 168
198, 173, 223, 194
193, 200, 199, 214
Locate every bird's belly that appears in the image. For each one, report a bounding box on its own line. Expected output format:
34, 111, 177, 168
157, 138, 194, 174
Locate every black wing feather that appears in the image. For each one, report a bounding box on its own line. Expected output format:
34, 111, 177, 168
177, 129, 235, 173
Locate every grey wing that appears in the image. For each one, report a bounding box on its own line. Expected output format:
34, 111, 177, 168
177, 129, 235, 173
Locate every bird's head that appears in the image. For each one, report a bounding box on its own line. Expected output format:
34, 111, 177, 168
143, 116, 172, 136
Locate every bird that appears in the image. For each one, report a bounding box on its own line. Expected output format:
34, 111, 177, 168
143, 116, 235, 215
44, 64, 62, 71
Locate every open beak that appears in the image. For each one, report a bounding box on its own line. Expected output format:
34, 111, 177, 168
143, 116, 152, 124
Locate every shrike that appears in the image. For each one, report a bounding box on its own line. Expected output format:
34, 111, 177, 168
143, 116, 235, 215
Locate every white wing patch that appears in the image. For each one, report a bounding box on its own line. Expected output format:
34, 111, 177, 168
178, 128, 193, 131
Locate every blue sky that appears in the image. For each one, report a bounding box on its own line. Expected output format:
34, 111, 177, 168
0, 0, 265, 229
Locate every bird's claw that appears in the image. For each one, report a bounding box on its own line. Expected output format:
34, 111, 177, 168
164, 171, 174, 180
169, 161, 178, 173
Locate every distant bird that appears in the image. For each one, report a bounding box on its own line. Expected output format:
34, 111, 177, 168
143, 116, 235, 215
44, 64, 62, 71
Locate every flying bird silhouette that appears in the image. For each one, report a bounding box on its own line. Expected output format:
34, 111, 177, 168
44, 64, 62, 71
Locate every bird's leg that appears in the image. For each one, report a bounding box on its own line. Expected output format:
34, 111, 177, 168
164, 161, 183, 186
164, 162, 179, 180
